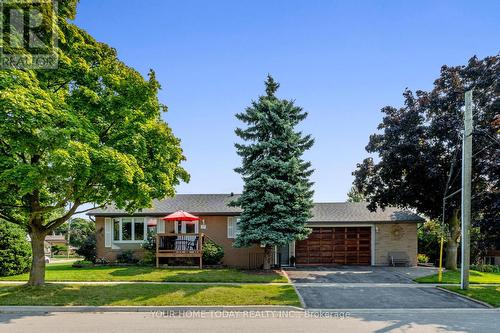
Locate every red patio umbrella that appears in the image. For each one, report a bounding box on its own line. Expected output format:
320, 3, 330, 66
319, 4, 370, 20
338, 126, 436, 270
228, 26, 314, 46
161, 210, 200, 222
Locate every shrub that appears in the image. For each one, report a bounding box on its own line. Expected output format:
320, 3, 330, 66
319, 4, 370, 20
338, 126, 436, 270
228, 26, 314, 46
117, 250, 137, 264
72, 260, 93, 268
470, 264, 500, 273
418, 220, 442, 265
142, 230, 156, 254
51, 244, 68, 255
0, 222, 32, 276
94, 257, 110, 265
417, 253, 430, 264
139, 230, 157, 266
75, 234, 97, 262
202, 239, 224, 265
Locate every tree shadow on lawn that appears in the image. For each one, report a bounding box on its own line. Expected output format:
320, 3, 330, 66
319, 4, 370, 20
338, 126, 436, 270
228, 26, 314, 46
106, 267, 284, 282
0, 283, 298, 307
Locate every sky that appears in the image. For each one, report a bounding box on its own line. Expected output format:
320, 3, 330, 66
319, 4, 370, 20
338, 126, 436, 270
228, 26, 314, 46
73, 0, 499, 202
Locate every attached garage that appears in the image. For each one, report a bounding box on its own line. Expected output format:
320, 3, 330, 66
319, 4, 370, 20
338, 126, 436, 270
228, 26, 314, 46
296, 227, 372, 265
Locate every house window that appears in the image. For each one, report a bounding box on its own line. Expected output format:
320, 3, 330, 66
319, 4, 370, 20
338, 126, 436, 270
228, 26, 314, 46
122, 218, 132, 240
227, 217, 241, 239
175, 221, 198, 234
185, 223, 196, 234
113, 219, 120, 241
112, 217, 147, 242
134, 218, 145, 240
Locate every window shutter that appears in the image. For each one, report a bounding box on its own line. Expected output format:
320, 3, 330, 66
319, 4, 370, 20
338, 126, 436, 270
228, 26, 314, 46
157, 220, 165, 233
104, 218, 112, 247
227, 217, 234, 239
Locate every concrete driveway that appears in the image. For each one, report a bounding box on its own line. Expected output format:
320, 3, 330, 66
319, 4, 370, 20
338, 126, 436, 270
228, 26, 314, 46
286, 266, 486, 309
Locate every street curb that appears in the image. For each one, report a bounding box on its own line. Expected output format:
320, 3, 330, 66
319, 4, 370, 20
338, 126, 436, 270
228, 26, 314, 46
436, 286, 494, 308
306, 308, 500, 313
0, 305, 304, 313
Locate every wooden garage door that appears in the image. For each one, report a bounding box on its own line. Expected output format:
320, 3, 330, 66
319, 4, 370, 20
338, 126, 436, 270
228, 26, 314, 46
295, 227, 371, 265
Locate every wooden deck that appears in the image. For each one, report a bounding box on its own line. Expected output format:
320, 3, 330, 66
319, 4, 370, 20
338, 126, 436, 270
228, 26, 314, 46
156, 232, 203, 268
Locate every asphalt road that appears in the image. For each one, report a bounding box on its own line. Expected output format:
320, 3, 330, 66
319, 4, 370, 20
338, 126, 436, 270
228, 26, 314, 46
1, 310, 499, 333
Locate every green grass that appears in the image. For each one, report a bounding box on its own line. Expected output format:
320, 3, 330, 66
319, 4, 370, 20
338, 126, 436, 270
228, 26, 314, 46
443, 286, 500, 307
0, 263, 287, 283
414, 270, 500, 284
0, 283, 299, 306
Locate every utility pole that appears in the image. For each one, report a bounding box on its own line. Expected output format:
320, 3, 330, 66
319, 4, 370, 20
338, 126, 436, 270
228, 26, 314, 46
461, 90, 473, 290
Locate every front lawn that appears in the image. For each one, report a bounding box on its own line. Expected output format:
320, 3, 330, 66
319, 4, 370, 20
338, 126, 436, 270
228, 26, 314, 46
0, 283, 299, 306
0, 263, 287, 283
442, 286, 500, 307
414, 270, 500, 284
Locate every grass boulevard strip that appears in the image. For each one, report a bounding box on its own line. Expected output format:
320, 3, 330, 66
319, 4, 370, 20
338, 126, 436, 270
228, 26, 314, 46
0, 283, 300, 306
0, 263, 297, 307
0, 263, 288, 283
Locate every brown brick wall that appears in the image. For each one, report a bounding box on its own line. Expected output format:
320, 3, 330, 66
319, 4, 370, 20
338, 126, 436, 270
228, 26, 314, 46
198, 215, 265, 268
95, 216, 418, 267
95, 215, 264, 267
374, 223, 418, 266
95, 216, 146, 261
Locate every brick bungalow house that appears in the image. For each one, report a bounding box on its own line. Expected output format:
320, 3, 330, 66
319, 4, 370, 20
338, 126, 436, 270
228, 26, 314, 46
87, 194, 423, 268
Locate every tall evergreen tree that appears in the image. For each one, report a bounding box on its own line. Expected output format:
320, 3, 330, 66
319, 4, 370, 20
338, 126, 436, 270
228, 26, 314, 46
232, 75, 314, 269
346, 186, 365, 203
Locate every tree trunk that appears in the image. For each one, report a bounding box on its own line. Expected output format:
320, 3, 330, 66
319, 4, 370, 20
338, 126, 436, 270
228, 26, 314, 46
445, 209, 460, 270
27, 230, 47, 286
263, 246, 273, 270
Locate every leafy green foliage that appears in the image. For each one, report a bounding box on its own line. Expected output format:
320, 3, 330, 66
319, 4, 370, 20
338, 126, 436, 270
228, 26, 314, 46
0, 222, 32, 276
470, 264, 500, 273
75, 234, 96, 262
53, 218, 95, 249
417, 253, 430, 264
141, 230, 157, 254
232, 75, 314, 251
0, 1, 188, 284
116, 250, 137, 264
72, 260, 94, 268
51, 244, 68, 255
353, 55, 499, 269
346, 186, 365, 203
140, 230, 157, 265
418, 220, 442, 264
202, 239, 224, 265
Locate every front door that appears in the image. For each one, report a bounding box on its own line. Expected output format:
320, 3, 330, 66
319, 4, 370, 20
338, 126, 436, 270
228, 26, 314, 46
278, 244, 290, 266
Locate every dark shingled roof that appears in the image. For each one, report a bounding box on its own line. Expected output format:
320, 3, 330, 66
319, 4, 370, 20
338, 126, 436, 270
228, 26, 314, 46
88, 194, 423, 223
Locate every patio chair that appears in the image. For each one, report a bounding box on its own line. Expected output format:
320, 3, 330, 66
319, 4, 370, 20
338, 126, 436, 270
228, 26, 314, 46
186, 236, 199, 251
388, 251, 410, 267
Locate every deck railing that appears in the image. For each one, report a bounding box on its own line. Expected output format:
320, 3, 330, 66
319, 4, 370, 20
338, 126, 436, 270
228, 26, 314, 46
156, 233, 203, 253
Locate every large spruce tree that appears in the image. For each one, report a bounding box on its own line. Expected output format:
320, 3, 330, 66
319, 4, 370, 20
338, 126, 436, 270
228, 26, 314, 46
232, 75, 314, 269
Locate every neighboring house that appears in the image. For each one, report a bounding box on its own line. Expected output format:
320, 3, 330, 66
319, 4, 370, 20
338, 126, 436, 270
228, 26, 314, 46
484, 247, 500, 265
45, 234, 67, 247
87, 194, 423, 268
